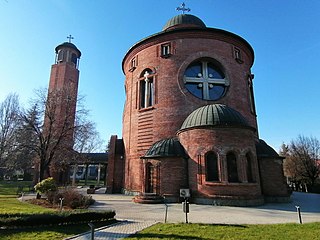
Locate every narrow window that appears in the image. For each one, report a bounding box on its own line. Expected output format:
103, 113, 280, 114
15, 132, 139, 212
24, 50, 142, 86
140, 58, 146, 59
130, 56, 137, 71
57, 50, 65, 62
246, 153, 254, 182
160, 43, 171, 58
234, 47, 243, 63
139, 69, 154, 109
227, 152, 239, 182
205, 152, 219, 181
248, 74, 256, 114
71, 53, 77, 65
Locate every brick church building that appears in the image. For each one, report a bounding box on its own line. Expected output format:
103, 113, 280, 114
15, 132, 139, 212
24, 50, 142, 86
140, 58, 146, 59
106, 12, 290, 206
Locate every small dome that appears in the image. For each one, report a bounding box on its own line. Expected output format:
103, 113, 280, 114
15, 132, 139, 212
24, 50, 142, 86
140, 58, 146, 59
163, 14, 206, 31
256, 139, 282, 159
180, 104, 250, 131
55, 42, 81, 57
142, 138, 187, 159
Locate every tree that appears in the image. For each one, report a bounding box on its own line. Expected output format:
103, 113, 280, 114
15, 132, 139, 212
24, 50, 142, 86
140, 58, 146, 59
0, 93, 22, 177
21, 88, 99, 184
283, 135, 320, 192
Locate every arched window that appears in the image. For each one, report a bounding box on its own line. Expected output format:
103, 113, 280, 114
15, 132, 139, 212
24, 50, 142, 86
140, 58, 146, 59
227, 152, 239, 182
139, 69, 154, 109
246, 153, 254, 182
205, 152, 219, 181
183, 59, 229, 101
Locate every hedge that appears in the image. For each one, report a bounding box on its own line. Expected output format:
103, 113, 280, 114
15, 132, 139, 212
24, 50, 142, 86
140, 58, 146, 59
0, 210, 116, 228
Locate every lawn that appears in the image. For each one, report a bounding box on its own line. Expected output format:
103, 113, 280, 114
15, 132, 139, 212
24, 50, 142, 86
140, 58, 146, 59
127, 222, 320, 240
0, 181, 110, 240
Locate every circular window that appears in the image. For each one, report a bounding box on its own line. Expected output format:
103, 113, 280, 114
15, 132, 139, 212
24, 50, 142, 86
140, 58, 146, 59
183, 60, 229, 100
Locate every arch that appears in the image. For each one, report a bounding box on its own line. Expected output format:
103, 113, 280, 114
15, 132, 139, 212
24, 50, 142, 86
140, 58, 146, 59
227, 152, 239, 182
145, 162, 156, 193
139, 68, 156, 109
205, 151, 219, 181
245, 152, 255, 183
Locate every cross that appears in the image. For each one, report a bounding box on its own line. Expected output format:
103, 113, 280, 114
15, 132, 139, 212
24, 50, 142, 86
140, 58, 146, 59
184, 62, 229, 100
67, 35, 74, 43
176, 2, 191, 14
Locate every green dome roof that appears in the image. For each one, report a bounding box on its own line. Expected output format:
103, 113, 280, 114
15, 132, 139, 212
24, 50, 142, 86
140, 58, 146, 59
163, 14, 206, 31
142, 138, 187, 159
180, 104, 250, 131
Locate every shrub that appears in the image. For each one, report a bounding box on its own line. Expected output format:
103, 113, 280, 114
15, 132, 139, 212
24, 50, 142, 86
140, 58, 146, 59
0, 211, 116, 228
34, 177, 57, 194
47, 188, 95, 209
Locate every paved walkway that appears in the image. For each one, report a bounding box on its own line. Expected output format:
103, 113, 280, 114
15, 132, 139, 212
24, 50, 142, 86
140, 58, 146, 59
65, 189, 320, 239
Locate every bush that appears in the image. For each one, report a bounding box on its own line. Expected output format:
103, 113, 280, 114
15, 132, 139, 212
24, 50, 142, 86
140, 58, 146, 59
0, 210, 116, 228
47, 188, 95, 209
34, 177, 57, 194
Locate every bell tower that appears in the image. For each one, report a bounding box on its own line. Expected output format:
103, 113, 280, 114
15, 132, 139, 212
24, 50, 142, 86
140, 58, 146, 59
45, 36, 81, 183
48, 36, 81, 144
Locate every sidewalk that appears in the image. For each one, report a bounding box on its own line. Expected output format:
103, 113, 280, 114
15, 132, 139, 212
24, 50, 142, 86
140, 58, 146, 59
66, 220, 156, 240
66, 189, 320, 239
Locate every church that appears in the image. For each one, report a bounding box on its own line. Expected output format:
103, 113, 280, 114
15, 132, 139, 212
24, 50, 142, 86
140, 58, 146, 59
47, 8, 290, 206
105, 11, 290, 206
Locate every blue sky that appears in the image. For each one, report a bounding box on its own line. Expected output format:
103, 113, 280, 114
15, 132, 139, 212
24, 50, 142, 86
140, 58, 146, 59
1, 0, 319, 151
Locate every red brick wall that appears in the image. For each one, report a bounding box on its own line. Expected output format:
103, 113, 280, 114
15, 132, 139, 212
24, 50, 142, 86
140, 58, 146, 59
178, 127, 262, 199
259, 158, 289, 198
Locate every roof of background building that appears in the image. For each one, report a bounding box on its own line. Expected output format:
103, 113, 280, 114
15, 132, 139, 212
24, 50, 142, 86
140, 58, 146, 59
180, 104, 251, 131
142, 138, 188, 159
163, 14, 206, 30
256, 139, 283, 159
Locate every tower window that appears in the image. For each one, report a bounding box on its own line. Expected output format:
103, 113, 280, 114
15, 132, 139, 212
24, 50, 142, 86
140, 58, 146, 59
184, 59, 229, 101
160, 43, 171, 58
71, 53, 77, 65
139, 69, 155, 109
205, 152, 219, 182
57, 50, 65, 62
227, 152, 239, 182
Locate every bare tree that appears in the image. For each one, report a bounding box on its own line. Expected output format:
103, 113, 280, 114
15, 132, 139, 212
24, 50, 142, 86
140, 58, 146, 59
0, 93, 21, 176
283, 135, 320, 192
21, 88, 96, 184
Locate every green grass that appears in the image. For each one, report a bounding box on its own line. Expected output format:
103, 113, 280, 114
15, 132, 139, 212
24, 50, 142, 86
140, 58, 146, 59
126, 222, 320, 240
0, 221, 114, 240
0, 181, 113, 240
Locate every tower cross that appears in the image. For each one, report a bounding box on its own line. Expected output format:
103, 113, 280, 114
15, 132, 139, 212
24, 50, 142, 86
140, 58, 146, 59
176, 2, 191, 14
67, 35, 74, 43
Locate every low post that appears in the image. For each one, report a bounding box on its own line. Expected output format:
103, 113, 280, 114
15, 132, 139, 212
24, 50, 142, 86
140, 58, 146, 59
295, 206, 302, 224
59, 198, 64, 211
182, 198, 189, 223
164, 203, 168, 223
88, 223, 95, 240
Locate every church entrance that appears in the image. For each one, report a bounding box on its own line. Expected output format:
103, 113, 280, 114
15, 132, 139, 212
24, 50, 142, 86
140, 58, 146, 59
145, 162, 158, 194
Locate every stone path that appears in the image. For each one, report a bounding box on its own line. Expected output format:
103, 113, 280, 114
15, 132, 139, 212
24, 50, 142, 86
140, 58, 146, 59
65, 220, 156, 240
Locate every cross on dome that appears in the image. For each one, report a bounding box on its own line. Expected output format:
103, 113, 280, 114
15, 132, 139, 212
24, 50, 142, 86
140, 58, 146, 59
176, 2, 191, 14
67, 34, 74, 43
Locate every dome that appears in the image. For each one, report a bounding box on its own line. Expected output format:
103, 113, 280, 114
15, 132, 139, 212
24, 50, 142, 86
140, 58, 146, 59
180, 104, 250, 131
142, 138, 187, 159
55, 42, 81, 57
256, 139, 283, 159
163, 14, 206, 31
